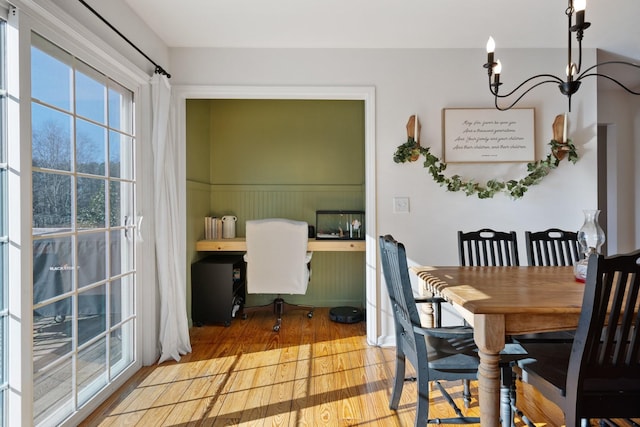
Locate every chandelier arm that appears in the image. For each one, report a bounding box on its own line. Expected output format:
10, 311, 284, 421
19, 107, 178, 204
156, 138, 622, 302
490, 74, 565, 98
577, 73, 640, 95
494, 79, 563, 111
576, 61, 640, 80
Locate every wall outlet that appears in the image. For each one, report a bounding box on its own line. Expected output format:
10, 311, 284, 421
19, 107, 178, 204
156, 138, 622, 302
393, 197, 410, 213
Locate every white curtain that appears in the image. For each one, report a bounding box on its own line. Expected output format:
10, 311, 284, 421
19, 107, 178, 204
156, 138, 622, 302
150, 73, 192, 363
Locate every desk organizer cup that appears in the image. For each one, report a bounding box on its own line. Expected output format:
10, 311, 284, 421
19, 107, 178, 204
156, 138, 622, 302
315, 210, 365, 240
222, 215, 237, 238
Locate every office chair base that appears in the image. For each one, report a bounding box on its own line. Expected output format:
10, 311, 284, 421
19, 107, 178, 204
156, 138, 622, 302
242, 296, 314, 332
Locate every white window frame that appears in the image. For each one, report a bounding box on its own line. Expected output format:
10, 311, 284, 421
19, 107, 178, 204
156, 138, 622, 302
4, 1, 157, 425
0, 6, 9, 427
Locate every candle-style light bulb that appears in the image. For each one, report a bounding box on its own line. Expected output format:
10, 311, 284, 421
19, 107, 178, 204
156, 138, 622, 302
566, 62, 577, 78
486, 36, 495, 65
493, 60, 502, 85
574, 0, 586, 27
494, 60, 502, 74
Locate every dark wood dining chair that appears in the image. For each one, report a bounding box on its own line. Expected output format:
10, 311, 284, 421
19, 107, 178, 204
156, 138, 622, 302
458, 228, 520, 266
516, 228, 582, 343
379, 235, 480, 426
517, 250, 640, 426
525, 228, 582, 267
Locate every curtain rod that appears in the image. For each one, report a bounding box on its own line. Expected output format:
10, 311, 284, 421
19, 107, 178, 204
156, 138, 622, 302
77, 0, 171, 78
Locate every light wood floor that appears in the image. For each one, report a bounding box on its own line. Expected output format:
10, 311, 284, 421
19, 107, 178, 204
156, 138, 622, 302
79, 307, 588, 427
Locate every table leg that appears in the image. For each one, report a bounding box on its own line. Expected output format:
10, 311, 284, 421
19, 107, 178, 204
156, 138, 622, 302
416, 275, 435, 328
474, 314, 506, 427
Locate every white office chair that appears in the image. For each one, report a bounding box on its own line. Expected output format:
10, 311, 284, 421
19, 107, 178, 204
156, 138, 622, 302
242, 218, 314, 331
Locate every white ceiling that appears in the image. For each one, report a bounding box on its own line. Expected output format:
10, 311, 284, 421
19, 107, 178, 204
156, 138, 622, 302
124, 0, 640, 60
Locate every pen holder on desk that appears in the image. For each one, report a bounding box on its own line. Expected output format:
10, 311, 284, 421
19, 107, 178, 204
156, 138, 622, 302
222, 215, 237, 239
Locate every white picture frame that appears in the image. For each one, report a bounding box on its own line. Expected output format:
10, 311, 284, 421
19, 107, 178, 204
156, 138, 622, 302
442, 108, 535, 163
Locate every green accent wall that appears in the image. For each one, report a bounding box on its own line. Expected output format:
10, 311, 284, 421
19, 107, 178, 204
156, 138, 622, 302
209, 99, 364, 185
186, 99, 366, 320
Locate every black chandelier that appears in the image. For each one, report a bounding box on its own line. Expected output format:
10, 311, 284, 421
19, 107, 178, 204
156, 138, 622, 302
483, 0, 640, 111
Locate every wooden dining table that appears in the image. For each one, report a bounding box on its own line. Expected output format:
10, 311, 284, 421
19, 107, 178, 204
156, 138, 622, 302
410, 265, 585, 427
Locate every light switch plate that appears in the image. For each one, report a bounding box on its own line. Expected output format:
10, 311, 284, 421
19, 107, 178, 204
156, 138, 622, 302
393, 197, 410, 213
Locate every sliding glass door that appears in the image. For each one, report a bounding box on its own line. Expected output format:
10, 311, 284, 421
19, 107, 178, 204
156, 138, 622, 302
30, 32, 137, 426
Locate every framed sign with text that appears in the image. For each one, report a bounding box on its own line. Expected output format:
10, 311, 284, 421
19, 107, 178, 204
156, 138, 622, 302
442, 108, 535, 163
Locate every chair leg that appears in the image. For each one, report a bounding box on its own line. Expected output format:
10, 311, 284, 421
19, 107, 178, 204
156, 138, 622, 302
389, 352, 406, 410
463, 379, 471, 408
415, 370, 430, 427
500, 364, 513, 427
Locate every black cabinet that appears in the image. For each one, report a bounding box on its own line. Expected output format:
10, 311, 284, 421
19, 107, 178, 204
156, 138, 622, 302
191, 254, 246, 327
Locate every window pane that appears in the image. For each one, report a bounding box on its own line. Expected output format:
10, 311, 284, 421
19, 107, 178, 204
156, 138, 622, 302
109, 181, 121, 227
31, 33, 72, 112
109, 131, 133, 179
109, 181, 133, 228
31, 103, 72, 171
75, 67, 105, 124
76, 119, 106, 176
109, 320, 133, 380
77, 232, 106, 288
108, 82, 132, 134
32, 172, 72, 234
33, 298, 74, 373
77, 177, 105, 229
110, 230, 134, 276
33, 357, 73, 425
110, 275, 134, 327
77, 338, 107, 407
78, 285, 106, 346
33, 238, 73, 304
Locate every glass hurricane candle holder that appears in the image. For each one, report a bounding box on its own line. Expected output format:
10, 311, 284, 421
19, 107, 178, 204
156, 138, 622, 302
574, 209, 606, 282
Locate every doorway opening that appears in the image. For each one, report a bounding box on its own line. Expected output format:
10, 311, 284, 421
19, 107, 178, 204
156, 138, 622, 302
174, 85, 379, 344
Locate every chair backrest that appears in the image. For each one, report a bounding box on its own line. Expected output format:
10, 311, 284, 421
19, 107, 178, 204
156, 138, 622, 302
379, 235, 426, 367
525, 228, 582, 266
565, 250, 640, 421
458, 228, 520, 266
245, 218, 310, 295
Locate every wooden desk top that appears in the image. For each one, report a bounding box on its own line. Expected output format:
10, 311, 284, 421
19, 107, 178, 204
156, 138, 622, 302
196, 238, 366, 252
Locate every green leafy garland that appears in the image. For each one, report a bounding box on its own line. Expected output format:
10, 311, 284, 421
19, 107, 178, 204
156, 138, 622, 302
393, 138, 578, 199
